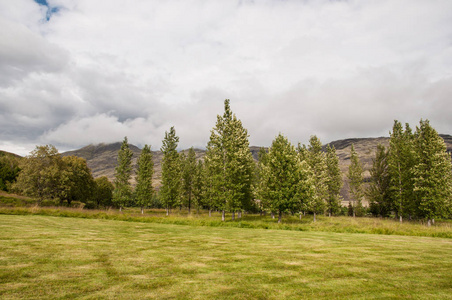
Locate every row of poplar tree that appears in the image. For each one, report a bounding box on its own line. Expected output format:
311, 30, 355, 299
114, 100, 343, 222
365, 120, 452, 224
113, 99, 452, 223
6, 99, 451, 223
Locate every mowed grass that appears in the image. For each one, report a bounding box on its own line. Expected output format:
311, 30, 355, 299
0, 215, 451, 299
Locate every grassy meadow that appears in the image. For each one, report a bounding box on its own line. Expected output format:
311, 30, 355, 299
1, 214, 451, 299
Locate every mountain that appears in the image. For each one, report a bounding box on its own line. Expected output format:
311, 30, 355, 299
61, 135, 452, 202
61, 144, 205, 189
0, 150, 22, 159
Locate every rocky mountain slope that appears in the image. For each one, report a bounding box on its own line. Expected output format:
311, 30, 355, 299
61, 135, 452, 203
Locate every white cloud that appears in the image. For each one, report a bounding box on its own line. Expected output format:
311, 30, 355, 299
1, 0, 452, 154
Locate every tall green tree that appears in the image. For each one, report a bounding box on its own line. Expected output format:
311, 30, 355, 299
305, 136, 328, 221
260, 134, 314, 223
205, 99, 255, 221
181, 147, 197, 214
367, 144, 391, 217
135, 144, 154, 214
325, 145, 343, 216
388, 121, 416, 222
260, 134, 300, 223
413, 120, 452, 225
113, 137, 133, 212
160, 127, 182, 215
347, 144, 364, 217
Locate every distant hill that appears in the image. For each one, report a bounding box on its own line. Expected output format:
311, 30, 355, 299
60, 134, 452, 202
62, 143, 159, 187
0, 150, 22, 159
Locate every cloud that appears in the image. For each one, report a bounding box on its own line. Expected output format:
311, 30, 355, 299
1, 0, 452, 155
0, 17, 68, 86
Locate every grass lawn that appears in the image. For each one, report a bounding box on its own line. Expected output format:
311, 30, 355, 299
0, 215, 451, 299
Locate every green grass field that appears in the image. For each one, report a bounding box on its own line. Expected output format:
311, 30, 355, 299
1, 214, 451, 299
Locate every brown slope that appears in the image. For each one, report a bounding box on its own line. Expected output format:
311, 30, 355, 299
62, 144, 203, 189
0, 150, 22, 159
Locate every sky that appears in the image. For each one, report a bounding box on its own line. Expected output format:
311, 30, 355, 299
1, 0, 452, 156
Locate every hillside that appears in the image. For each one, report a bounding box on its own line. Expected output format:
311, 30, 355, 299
0, 150, 22, 159
61, 135, 452, 201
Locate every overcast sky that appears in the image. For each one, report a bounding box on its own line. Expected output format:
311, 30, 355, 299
1, 0, 452, 156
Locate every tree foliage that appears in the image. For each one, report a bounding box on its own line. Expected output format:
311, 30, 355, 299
160, 127, 182, 214
413, 120, 452, 221
59, 156, 95, 206
135, 144, 154, 214
325, 145, 343, 216
367, 144, 391, 217
388, 121, 416, 221
92, 176, 114, 208
259, 134, 314, 223
304, 136, 327, 218
0, 152, 21, 191
113, 137, 134, 211
348, 144, 364, 217
192, 159, 206, 214
13, 145, 94, 206
205, 99, 255, 220
181, 147, 197, 213
13, 145, 62, 205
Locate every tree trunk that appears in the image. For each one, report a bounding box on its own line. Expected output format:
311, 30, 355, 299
238, 211, 242, 219
313, 212, 316, 222
400, 215, 402, 223
166, 207, 169, 216
432, 219, 435, 225
427, 219, 431, 227
278, 211, 282, 223
119, 206, 122, 212
209, 209, 212, 217
353, 209, 355, 218
222, 210, 225, 221
271, 212, 275, 219
232, 211, 235, 220
329, 212, 331, 217
299, 213, 302, 220
141, 207, 144, 214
